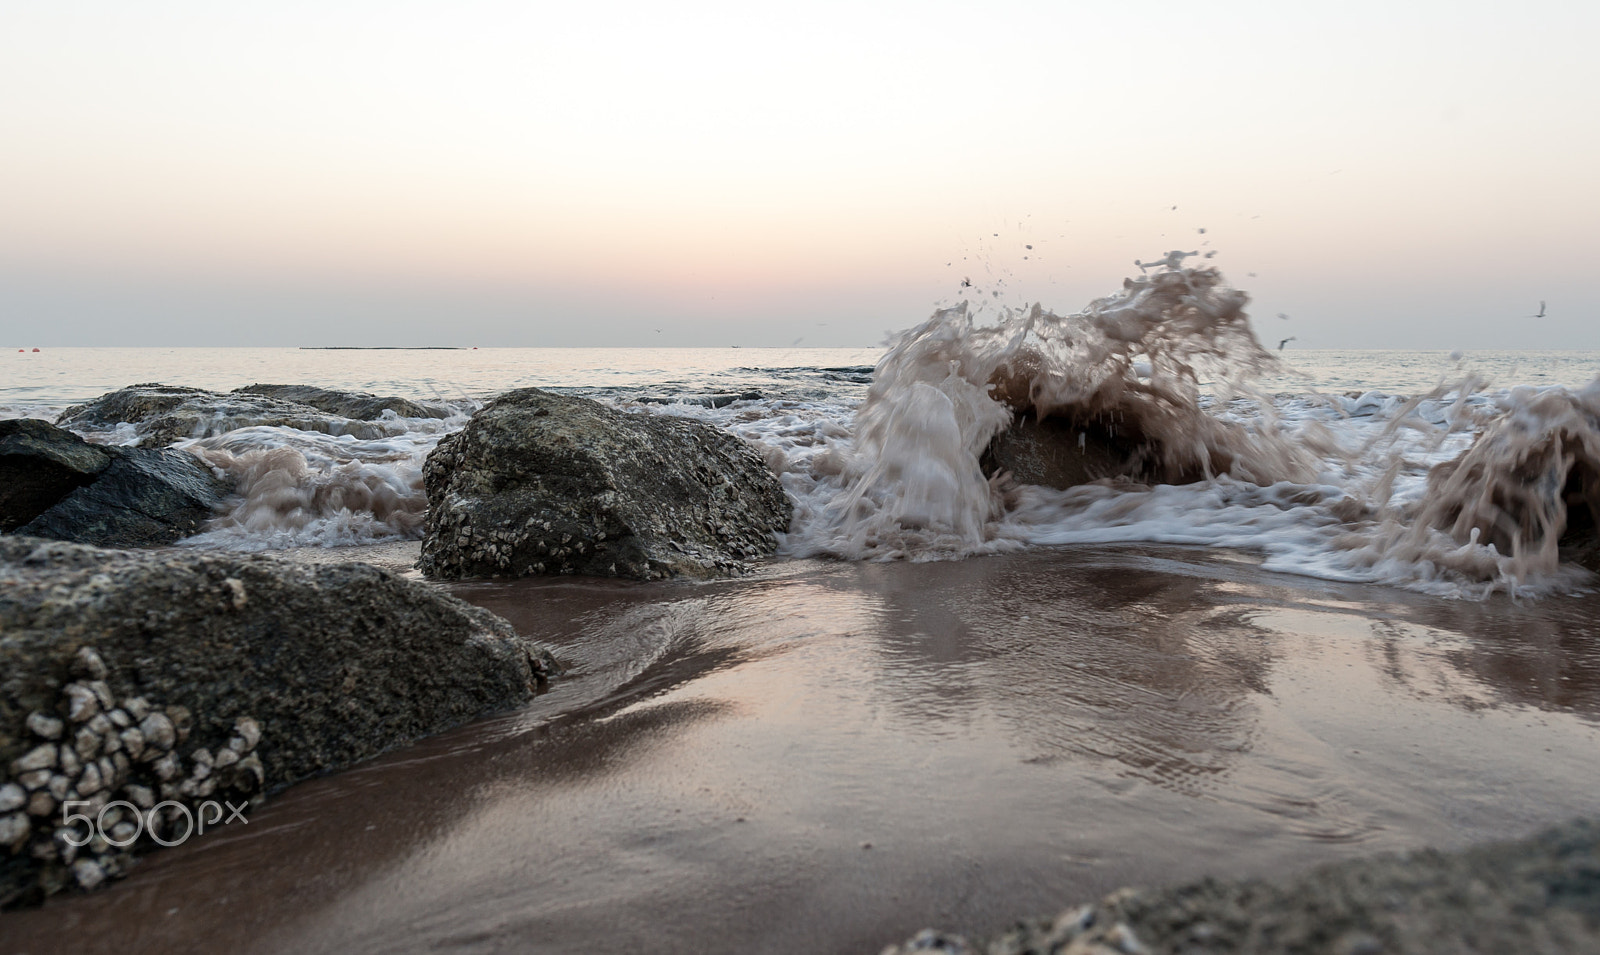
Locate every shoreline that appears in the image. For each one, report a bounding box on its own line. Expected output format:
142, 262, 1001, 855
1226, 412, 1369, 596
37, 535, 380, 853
3, 545, 1596, 952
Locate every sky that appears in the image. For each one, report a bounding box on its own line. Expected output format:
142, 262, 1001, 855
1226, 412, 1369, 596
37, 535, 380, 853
2, 0, 1597, 349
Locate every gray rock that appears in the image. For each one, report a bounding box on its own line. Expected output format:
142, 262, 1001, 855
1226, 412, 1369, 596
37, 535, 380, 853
10, 745, 57, 775
56, 383, 394, 447
0, 535, 556, 908
76, 762, 103, 796
0, 419, 113, 532
64, 685, 98, 723
0, 784, 23, 813
418, 388, 792, 580
0, 813, 29, 851
24, 712, 63, 741
70, 859, 104, 891
73, 647, 108, 680
231, 384, 454, 420
138, 712, 175, 752
982, 412, 1146, 489
119, 728, 145, 761
232, 716, 261, 751
16, 444, 232, 548
881, 818, 1600, 955
981, 411, 1225, 490
72, 726, 100, 761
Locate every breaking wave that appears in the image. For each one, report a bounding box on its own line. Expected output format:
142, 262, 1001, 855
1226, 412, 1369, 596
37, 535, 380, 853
756, 256, 1600, 597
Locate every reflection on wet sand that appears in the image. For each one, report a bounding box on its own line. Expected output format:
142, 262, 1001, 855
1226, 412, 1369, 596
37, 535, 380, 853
5, 548, 1598, 954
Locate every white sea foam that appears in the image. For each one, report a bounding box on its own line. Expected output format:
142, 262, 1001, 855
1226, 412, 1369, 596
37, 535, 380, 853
10, 312, 1597, 598
177, 412, 468, 550
713, 260, 1600, 598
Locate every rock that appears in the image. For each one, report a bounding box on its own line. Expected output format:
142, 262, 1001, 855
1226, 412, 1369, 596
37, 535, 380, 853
73, 647, 108, 681
137, 712, 175, 752
0, 419, 113, 532
64, 685, 98, 723
24, 791, 53, 817
70, 859, 104, 891
232, 716, 261, 751
56, 383, 395, 447
981, 410, 1228, 490
636, 391, 764, 410
77, 762, 103, 796
10, 745, 57, 775
15, 444, 233, 547
0, 813, 29, 852
981, 412, 1145, 489
0, 536, 556, 908
418, 388, 792, 580
2, 418, 232, 548
231, 384, 454, 420
0, 784, 23, 813
880, 818, 1600, 955
23, 713, 62, 741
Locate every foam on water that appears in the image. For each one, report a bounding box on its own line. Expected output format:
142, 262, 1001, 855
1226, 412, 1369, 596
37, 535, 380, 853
745, 259, 1600, 597
175, 413, 469, 550
7, 297, 1600, 597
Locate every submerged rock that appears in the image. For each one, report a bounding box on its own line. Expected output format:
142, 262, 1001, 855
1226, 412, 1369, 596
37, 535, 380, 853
981, 411, 1239, 491
881, 818, 1600, 955
57, 383, 396, 446
982, 412, 1152, 489
0, 536, 554, 907
1, 419, 230, 546
418, 388, 792, 580
1417, 383, 1600, 575
231, 384, 454, 421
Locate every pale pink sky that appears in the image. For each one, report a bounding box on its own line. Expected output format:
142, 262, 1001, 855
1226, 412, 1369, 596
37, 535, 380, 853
2, 0, 1596, 347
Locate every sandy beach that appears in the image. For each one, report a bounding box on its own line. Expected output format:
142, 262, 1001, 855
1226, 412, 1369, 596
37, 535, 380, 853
6, 544, 1596, 954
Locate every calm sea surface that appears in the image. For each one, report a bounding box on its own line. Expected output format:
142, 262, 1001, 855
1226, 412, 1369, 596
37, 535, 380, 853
5, 346, 1600, 412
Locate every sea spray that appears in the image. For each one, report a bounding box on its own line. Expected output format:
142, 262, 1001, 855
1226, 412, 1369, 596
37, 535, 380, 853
179, 417, 464, 549
1338, 379, 1600, 592
767, 257, 1600, 596
783, 257, 1330, 561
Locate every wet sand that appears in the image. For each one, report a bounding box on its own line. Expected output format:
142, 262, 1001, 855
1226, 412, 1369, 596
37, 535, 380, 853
4, 547, 1598, 954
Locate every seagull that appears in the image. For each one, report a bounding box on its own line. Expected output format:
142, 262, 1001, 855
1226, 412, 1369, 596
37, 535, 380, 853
1532, 301, 1546, 318
1278, 337, 1296, 350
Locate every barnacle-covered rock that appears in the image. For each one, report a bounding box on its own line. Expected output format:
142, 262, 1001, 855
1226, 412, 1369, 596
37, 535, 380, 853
418, 388, 791, 580
0, 536, 556, 908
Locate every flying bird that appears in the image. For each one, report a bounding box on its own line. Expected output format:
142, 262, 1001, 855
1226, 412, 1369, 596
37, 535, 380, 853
1278, 337, 1296, 351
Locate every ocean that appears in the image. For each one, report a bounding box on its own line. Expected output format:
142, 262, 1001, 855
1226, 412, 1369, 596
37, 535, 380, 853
5, 276, 1600, 953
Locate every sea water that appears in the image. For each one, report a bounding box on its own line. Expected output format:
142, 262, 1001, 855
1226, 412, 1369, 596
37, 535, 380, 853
7, 263, 1598, 597
5, 264, 1600, 953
